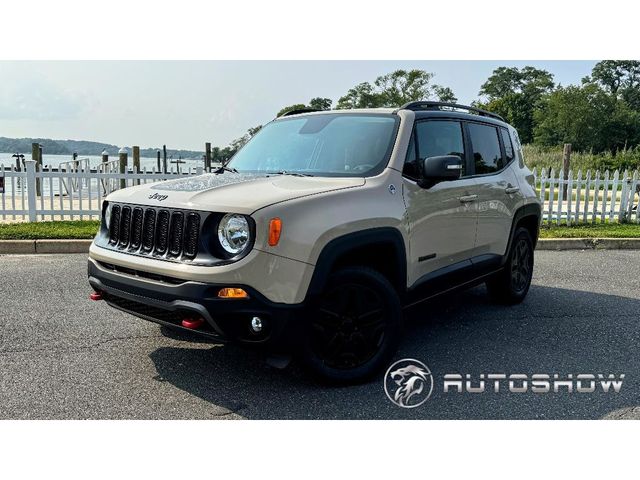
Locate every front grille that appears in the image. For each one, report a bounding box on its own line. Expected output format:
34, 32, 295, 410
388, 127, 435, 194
107, 203, 201, 262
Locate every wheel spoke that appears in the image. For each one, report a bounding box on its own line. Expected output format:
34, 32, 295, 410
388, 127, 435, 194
310, 279, 388, 370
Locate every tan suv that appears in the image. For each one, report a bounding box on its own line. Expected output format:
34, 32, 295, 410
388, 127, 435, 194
88, 102, 541, 382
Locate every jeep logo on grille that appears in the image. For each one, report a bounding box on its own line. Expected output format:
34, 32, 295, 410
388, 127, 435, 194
148, 193, 168, 202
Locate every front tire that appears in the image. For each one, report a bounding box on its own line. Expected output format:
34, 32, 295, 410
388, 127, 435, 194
300, 267, 403, 383
486, 227, 534, 304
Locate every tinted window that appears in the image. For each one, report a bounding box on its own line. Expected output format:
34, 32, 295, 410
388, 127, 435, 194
468, 123, 503, 174
501, 128, 514, 162
404, 120, 465, 178
403, 133, 419, 179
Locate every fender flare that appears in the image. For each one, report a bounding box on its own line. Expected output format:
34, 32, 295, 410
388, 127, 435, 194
305, 227, 407, 301
503, 202, 542, 263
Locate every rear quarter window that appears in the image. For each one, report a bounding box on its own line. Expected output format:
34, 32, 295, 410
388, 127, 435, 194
500, 127, 515, 162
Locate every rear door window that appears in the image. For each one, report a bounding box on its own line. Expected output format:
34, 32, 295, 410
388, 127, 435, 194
468, 123, 503, 174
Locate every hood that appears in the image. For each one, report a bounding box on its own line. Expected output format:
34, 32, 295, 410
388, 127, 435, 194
105, 172, 365, 214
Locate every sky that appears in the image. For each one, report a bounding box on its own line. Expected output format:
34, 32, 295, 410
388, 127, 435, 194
0, 61, 597, 151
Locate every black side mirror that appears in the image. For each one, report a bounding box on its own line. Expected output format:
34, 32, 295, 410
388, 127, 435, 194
419, 155, 463, 188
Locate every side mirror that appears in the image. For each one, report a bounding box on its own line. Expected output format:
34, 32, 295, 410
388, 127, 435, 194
419, 155, 463, 188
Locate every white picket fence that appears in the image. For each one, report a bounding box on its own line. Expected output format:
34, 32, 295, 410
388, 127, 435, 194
2, 160, 639, 224
0, 160, 203, 222
533, 167, 640, 224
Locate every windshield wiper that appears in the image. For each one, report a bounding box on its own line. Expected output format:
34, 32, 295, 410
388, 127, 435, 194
268, 170, 314, 177
213, 165, 238, 174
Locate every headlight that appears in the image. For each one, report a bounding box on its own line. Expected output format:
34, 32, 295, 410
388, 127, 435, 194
104, 202, 112, 229
217, 213, 251, 255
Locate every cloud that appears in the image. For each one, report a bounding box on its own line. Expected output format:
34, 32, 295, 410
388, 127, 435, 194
0, 76, 95, 121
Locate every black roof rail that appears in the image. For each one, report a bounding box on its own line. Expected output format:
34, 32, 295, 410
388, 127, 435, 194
279, 108, 322, 117
396, 101, 505, 122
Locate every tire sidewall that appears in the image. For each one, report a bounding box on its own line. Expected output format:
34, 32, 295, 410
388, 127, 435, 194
300, 267, 403, 383
507, 227, 534, 300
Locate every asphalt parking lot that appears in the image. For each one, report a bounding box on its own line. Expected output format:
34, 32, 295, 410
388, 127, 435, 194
0, 250, 638, 419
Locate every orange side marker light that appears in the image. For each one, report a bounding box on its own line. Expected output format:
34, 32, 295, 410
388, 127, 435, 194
268, 218, 282, 246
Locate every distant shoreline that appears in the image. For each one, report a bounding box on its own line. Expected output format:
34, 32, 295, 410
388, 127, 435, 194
0, 137, 204, 159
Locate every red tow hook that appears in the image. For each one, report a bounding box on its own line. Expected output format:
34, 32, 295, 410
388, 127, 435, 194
89, 291, 103, 301
181, 317, 205, 330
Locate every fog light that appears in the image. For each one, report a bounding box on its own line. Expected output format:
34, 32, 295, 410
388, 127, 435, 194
250, 316, 263, 333
218, 287, 249, 299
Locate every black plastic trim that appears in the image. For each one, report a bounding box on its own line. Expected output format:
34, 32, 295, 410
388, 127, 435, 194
305, 227, 407, 301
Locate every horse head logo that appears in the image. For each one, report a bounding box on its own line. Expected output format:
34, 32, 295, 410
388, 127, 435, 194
384, 359, 433, 408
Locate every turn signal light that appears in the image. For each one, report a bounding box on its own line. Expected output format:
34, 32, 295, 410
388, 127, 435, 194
268, 218, 282, 246
218, 287, 249, 299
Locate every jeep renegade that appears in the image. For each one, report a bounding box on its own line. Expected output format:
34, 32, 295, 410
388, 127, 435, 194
88, 101, 541, 382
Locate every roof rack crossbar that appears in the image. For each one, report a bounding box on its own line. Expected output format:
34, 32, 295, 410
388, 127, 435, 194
397, 101, 505, 122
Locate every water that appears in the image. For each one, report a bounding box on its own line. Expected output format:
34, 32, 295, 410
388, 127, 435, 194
0, 152, 208, 201
0, 152, 205, 172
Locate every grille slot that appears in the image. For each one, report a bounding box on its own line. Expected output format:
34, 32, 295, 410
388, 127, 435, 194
106, 203, 201, 261
168, 212, 184, 256
141, 209, 156, 252
130, 207, 143, 249
183, 213, 200, 258
119, 206, 131, 247
154, 210, 170, 254
108, 205, 121, 245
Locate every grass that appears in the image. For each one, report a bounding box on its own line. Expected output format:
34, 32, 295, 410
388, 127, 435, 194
539, 223, 640, 238
0, 220, 639, 241
523, 144, 640, 172
0, 220, 100, 240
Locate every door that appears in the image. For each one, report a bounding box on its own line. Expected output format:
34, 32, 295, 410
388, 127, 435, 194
468, 123, 524, 258
402, 119, 479, 286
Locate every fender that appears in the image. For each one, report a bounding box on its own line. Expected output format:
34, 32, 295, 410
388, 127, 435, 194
304, 227, 407, 301
502, 202, 542, 266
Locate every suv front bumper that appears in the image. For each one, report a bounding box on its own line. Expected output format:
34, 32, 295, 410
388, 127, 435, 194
88, 258, 304, 347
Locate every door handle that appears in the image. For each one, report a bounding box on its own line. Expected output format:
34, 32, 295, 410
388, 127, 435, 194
505, 186, 520, 194
459, 194, 478, 203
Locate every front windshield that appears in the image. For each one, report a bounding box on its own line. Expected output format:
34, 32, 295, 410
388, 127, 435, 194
228, 113, 398, 177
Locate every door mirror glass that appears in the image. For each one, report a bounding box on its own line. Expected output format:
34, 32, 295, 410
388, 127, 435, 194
419, 155, 463, 188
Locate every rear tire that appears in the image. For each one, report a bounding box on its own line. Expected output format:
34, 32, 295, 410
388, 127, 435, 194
300, 267, 403, 384
486, 227, 534, 305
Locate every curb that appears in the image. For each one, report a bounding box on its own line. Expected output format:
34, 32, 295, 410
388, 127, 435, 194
537, 238, 640, 250
0, 239, 93, 254
1, 238, 639, 254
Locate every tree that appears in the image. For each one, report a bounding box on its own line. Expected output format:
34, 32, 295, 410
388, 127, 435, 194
276, 103, 307, 117
587, 60, 640, 110
218, 124, 263, 161
533, 83, 640, 153
308, 97, 332, 110
433, 86, 457, 103
477, 66, 555, 143
335, 69, 456, 109
276, 98, 333, 117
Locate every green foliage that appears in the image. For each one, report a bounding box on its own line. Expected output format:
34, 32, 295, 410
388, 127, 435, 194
522, 144, 640, 171
589, 60, 640, 109
308, 97, 333, 110
0, 220, 100, 239
335, 69, 456, 109
277, 98, 332, 117
539, 223, 640, 238
533, 83, 640, 153
216, 125, 263, 162
276, 103, 307, 117
477, 66, 555, 143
